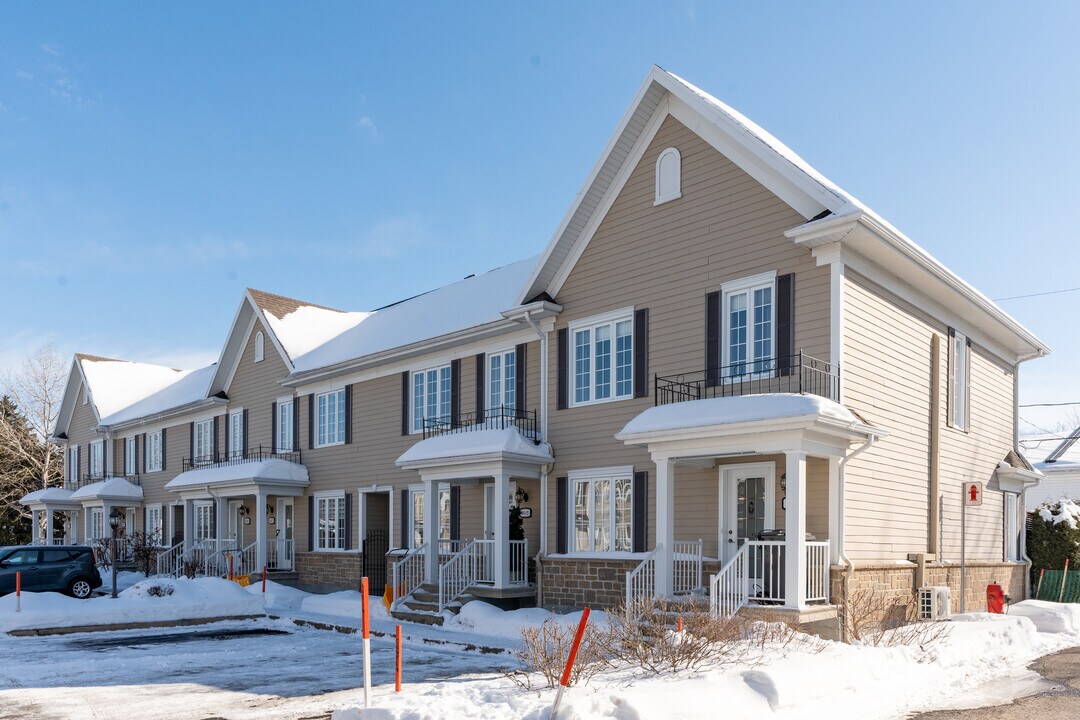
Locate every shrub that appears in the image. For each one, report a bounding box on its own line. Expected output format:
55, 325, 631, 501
504, 616, 609, 691
130, 531, 163, 577
145, 583, 174, 597
837, 587, 950, 654
1028, 500, 1080, 583
181, 549, 204, 579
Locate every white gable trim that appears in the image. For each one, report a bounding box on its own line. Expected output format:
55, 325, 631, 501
54, 359, 102, 439
209, 291, 294, 397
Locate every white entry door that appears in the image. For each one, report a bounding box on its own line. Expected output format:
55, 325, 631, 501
482, 481, 518, 540
228, 500, 245, 546
720, 463, 775, 563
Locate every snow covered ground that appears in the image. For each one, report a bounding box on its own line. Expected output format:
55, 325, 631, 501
2, 579, 1079, 720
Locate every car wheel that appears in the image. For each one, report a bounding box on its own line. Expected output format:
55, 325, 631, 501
69, 578, 93, 599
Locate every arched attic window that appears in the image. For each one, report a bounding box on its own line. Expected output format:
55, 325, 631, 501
654, 147, 682, 205
255, 331, 265, 363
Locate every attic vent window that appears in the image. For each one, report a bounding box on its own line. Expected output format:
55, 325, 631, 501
255, 331, 265, 363
654, 147, 682, 205
82, 386, 89, 405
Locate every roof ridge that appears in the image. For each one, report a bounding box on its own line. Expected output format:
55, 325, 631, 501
247, 287, 345, 319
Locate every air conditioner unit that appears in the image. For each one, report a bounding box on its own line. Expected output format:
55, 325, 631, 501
917, 586, 951, 620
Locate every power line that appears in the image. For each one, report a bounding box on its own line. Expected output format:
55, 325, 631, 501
995, 286, 1080, 302
1019, 401, 1080, 408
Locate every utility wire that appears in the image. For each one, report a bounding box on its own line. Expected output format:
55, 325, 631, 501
995, 286, 1080, 302
1019, 401, 1080, 408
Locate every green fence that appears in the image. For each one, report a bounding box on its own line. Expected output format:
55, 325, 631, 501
1035, 569, 1080, 603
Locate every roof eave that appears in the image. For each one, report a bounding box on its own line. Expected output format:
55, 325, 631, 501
98, 396, 228, 432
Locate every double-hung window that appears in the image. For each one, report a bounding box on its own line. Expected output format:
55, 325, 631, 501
276, 399, 295, 451
948, 329, 970, 431
316, 390, 346, 447
722, 272, 775, 377
410, 486, 451, 548
194, 419, 214, 464
146, 505, 163, 545
145, 431, 163, 473
228, 410, 244, 459
89, 440, 103, 479
411, 365, 451, 433
571, 469, 633, 553
315, 493, 346, 551
1004, 493, 1020, 562
124, 437, 136, 476
488, 350, 517, 412
570, 310, 633, 406
67, 445, 79, 484
194, 503, 213, 541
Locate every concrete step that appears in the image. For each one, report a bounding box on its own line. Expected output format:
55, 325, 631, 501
411, 589, 440, 604
390, 608, 445, 626
403, 599, 440, 613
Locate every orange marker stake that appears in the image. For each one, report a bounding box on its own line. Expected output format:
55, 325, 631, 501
262, 566, 267, 593
361, 577, 371, 708
395, 624, 403, 692
15, 571, 21, 613
677, 616, 683, 632
552, 607, 591, 720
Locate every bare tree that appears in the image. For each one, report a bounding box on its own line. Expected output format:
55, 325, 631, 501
0, 344, 67, 526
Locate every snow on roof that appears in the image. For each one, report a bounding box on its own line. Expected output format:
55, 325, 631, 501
1020, 431, 1080, 468
617, 394, 860, 437
79, 356, 189, 420
396, 426, 554, 466
98, 364, 217, 426
19, 487, 75, 505
165, 458, 309, 490
261, 305, 373, 365
288, 256, 539, 374
69, 477, 144, 502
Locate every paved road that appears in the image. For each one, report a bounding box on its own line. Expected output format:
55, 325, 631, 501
909, 647, 1080, 718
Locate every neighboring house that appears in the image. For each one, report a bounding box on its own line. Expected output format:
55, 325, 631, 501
1021, 428, 1080, 510
24, 66, 1048, 622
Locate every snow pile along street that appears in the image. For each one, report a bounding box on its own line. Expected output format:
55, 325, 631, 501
331, 601, 1080, 720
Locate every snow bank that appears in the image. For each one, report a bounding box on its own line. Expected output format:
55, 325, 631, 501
442, 601, 597, 639
300, 590, 390, 622
1006, 599, 1080, 634
0, 577, 264, 631
1037, 498, 1080, 529
248, 580, 311, 612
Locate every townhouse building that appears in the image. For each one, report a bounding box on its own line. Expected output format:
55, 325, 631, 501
24, 66, 1047, 623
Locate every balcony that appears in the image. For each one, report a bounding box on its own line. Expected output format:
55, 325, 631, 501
182, 446, 303, 473
71, 473, 141, 490
654, 351, 839, 406
422, 406, 541, 443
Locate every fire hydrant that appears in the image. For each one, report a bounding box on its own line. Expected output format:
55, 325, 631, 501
987, 583, 1005, 614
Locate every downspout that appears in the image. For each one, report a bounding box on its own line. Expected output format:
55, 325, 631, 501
524, 310, 550, 557
838, 429, 877, 641
1015, 363, 1033, 599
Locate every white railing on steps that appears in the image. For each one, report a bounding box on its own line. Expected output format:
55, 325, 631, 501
439, 539, 482, 611
156, 541, 184, 576
625, 544, 659, 608
710, 542, 749, 617
673, 539, 704, 595
223, 541, 258, 579
391, 543, 427, 611
709, 540, 833, 615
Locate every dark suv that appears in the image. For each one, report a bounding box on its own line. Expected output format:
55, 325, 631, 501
0, 546, 103, 599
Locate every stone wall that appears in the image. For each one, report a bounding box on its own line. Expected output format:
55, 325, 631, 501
296, 551, 362, 593
539, 557, 642, 610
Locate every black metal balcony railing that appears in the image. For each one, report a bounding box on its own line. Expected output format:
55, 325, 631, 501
423, 406, 541, 443
654, 351, 839, 406
182, 445, 303, 473
74, 473, 141, 489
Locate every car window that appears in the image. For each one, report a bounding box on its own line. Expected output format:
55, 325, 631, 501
3, 549, 40, 565
42, 550, 74, 563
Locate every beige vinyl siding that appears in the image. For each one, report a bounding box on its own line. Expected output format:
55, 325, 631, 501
842, 270, 1014, 561
545, 115, 830, 553
226, 318, 290, 453
66, 384, 100, 482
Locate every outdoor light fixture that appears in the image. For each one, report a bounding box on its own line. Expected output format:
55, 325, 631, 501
780, 473, 787, 493
515, 488, 529, 504
108, 508, 122, 599
238, 505, 249, 516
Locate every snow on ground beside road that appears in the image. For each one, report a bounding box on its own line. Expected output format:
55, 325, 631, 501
246, 579, 310, 611
333, 601, 1080, 720
442, 600, 599, 638
299, 589, 391, 621
0, 577, 264, 631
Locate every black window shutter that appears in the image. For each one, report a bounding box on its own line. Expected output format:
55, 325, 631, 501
401, 372, 410, 436
400, 489, 409, 548
633, 308, 649, 398
776, 273, 795, 376
189, 422, 194, 463
308, 495, 315, 552
344, 493, 353, 551
292, 397, 300, 451
307, 394, 315, 449
633, 471, 649, 553
556, 328, 568, 410
270, 402, 278, 453
556, 477, 568, 554
475, 352, 486, 421
450, 485, 461, 541
705, 291, 720, 386
242, 409, 249, 455
450, 359, 461, 424
161, 427, 166, 471
224, 415, 230, 458
515, 343, 527, 410
344, 385, 353, 444
140, 434, 145, 475
212, 415, 219, 458
210, 501, 217, 538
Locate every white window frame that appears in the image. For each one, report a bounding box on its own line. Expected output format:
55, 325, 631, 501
194, 418, 214, 463
276, 397, 295, 452
408, 484, 451, 549
82, 385, 89, 405
949, 329, 970, 431
145, 430, 163, 473
194, 502, 213, 542
314, 491, 346, 551
315, 389, 346, 448
67, 445, 79, 484
567, 466, 634, 554
721, 271, 777, 378
410, 365, 452, 434
89, 508, 104, 540
89, 440, 103, 478
654, 146, 682, 205
569, 307, 635, 408
254, 331, 265, 363
1004, 492, 1020, 562
145, 504, 163, 545
228, 409, 244, 459
487, 349, 518, 412
124, 436, 136, 476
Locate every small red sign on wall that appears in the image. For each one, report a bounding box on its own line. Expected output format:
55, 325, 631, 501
963, 481, 984, 507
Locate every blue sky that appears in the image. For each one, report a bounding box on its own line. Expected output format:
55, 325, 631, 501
1, 2, 1078, 433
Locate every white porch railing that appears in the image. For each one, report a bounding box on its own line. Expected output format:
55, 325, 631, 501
805, 541, 830, 602
625, 544, 659, 608
439, 539, 482, 610
391, 544, 427, 610
710, 542, 748, 617
673, 539, 704, 595
199, 539, 239, 577
222, 542, 258, 579
709, 540, 833, 615
510, 539, 528, 586
266, 538, 295, 570
157, 541, 184, 576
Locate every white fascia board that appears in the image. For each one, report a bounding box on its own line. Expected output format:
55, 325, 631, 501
54, 358, 86, 438
211, 292, 294, 397
99, 397, 228, 434
615, 413, 882, 447
500, 300, 563, 322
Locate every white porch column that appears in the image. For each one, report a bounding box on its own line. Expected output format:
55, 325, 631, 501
45, 510, 54, 544
828, 456, 841, 565
655, 458, 675, 597
784, 451, 808, 610
216, 498, 228, 543
183, 499, 194, 551
255, 492, 268, 571
31, 510, 40, 544
493, 472, 511, 588
423, 478, 440, 584
84, 508, 91, 544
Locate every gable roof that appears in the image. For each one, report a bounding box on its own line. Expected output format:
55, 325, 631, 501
519, 65, 1048, 362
